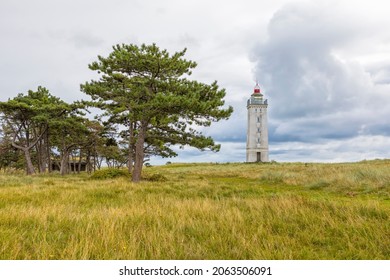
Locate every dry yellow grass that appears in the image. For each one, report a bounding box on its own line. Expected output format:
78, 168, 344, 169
0, 160, 389, 259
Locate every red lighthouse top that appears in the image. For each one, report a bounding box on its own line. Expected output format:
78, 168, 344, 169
253, 83, 261, 94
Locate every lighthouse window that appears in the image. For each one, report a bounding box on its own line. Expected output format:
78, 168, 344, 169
257, 138, 260, 143
258, 128, 260, 132
257, 117, 260, 122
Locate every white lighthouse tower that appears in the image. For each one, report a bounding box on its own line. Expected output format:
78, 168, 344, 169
246, 83, 269, 162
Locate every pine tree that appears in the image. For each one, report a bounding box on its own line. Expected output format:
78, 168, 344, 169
0, 87, 86, 175
0, 87, 68, 174
81, 43, 233, 182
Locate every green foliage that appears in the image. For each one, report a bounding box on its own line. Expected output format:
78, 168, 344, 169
0, 135, 22, 170
0, 86, 74, 130
90, 168, 131, 180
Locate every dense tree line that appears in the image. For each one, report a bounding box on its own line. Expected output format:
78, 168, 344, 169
0, 43, 232, 182
0, 87, 124, 175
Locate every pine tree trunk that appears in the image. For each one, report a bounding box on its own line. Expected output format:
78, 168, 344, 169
36, 141, 42, 173
86, 151, 91, 173
93, 143, 97, 171
60, 150, 68, 176
78, 149, 82, 173
39, 138, 47, 173
132, 122, 146, 182
72, 153, 76, 174
128, 122, 134, 174
68, 162, 71, 174
24, 148, 36, 175
47, 129, 52, 173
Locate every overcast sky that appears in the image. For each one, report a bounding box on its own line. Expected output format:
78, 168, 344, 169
1, 0, 390, 164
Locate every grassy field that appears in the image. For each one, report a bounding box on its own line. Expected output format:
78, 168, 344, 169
0, 160, 389, 259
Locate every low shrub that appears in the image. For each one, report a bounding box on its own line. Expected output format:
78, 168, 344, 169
146, 173, 168, 182
90, 168, 131, 180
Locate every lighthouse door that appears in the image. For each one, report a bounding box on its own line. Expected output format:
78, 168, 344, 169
257, 152, 261, 162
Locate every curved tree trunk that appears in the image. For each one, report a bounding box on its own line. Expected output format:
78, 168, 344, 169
10, 124, 48, 176
24, 148, 35, 175
11, 142, 36, 175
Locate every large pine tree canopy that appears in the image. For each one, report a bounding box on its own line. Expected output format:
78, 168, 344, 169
81, 43, 233, 182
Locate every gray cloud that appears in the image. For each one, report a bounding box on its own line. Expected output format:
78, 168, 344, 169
252, 1, 390, 151
270, 135, 390, 163
367, 63, 390, 84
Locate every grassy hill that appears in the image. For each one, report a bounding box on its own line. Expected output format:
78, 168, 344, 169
0, 160, 389, 259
